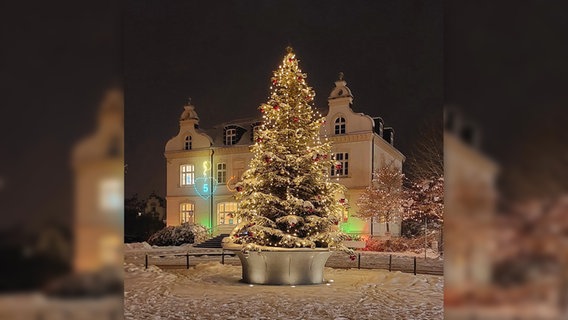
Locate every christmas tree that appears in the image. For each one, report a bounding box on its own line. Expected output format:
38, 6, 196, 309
229, 47, 352, 254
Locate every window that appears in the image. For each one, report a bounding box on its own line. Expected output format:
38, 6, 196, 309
225, 128, 236, 145
217, 163, 227, 184
217, 202, 240, 225
184, 136, 192, 150
180, 203, 194, 224
180, 164, 195, 186
331, 153, 349, 177
334, 117, 346, 134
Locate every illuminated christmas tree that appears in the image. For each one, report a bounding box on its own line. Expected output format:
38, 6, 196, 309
230, 47, 352, 254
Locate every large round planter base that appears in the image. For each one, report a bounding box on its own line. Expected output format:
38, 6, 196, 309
233, 249, 332, 285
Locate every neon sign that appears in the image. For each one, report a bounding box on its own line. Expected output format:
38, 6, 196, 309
193, 161, 218, 199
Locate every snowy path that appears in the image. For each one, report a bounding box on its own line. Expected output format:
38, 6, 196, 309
124, 262, 443, 319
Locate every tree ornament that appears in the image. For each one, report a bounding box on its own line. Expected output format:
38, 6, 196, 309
293, 117, 299, 122
274, 105, 280, 110
335, 162, 343, 170
350, 254, 356, 261
339, 198, 346, 204
256, 138, 263, 143
236, 185, 243, 192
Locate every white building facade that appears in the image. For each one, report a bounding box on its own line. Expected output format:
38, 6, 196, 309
165, 76, 405, 236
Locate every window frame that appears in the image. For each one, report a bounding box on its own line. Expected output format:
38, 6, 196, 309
331, 152, 349, 177
184, 135, 192, 150
217, 202, 240, 225
217, 163, 227, 184
180, 202, 195, 224
334, 117, 346, 135
225, 128, 236, 145
180, 164, 195, 186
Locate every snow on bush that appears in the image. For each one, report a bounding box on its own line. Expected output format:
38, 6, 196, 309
147, 223, 209, 246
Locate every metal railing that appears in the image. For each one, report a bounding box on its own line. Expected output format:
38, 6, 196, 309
145, 250, 236, 269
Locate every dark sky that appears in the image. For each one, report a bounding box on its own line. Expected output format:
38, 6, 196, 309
124, 0, 443, 199
0, 0, 121, 230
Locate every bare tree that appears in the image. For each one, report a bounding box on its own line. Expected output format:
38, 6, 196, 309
356, 163, 405, 235
406, 118, 443, 182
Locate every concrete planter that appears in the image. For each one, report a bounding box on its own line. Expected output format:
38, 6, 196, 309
223, 241, 331, 285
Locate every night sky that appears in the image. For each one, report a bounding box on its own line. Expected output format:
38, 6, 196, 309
124, 0, 443, 199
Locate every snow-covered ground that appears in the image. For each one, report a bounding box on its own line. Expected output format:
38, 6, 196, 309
124, 243, 443, 319
124, 262, 443, 320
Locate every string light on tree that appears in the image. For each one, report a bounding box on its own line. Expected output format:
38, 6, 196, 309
229, 47, 353, 256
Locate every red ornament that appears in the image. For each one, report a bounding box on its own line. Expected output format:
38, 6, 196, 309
256, 138, 262, 143
339, 198, 345, 204
350, 255, 356, 261
260, 108, 265, 113
236, 186, 243, 192
293, 117, 299, 122
274, 105, 280, 110
335, 164, 342, 170
288, 57, 294, 62
297, 76, 302, 81
272, 79, 277, 85
264, 156, 272, 163
249, 232, 254, 237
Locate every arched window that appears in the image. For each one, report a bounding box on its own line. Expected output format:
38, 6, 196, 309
180, 203, 194, 224
184, 135, 192, 150
334, 117, 346, 134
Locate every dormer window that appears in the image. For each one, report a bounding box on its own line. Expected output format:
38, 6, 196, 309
334, 117, 346, 135
184, 136, 192, 150
225, 128, 236, 145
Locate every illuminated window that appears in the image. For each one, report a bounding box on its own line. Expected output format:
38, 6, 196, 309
334, 117, 346, 134
180, 164, 195, 186
180, 203, 194, 224
331, 153, 349, 177
217, 163, 227, 184
217, 202, 240, 225
225, 128, 236, 145
184, 136, 192, 150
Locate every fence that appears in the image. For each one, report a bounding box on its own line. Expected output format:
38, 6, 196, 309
143, 250, 443, 276
326, 253, 443, 276
145, 251, 236, 269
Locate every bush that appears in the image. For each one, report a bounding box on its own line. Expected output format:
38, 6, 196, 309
147, 223, 209, 246
363, 233, 441, 253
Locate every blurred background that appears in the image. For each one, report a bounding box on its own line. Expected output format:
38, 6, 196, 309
444, 1, 568, 319
0, 1, 567, 319
0, 0, 123, 319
